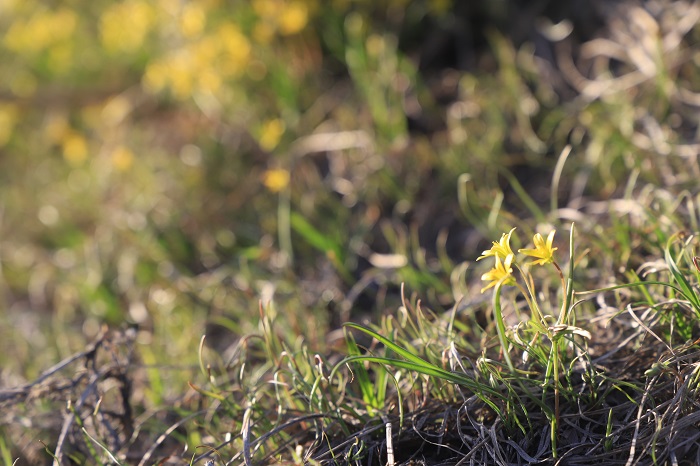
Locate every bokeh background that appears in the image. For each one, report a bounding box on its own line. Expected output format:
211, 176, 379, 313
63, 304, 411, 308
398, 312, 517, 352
0, 0, 584, 375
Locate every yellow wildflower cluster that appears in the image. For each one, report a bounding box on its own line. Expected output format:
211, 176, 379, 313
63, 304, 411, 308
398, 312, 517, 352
4, 8, 77, 54
61, 131, 89, 165
3, 7, 78, 77
143, 22, 251, 99
99, 0, 156, 54
111, 146, 135, 172
178, 3, 207, 38
478, 228, 558, 293
258, 118, 286, 152
138, 0, 321, 100
252, 0, 316, 40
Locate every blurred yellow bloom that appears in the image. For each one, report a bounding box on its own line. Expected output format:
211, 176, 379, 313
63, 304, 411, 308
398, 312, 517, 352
167, 53, 195, 98
179, 3, 206, 38
263, 168, 290, 193
62, 132, 88, 165
365, 34, 385, 58
477, 227, 516, 262
100, 0, 155, 53
519, 230, 557, 266
143, 61, 169, 94
111, 146, 134, 172
277, 1, 308, 35
197, 67, 222, 94
258, 119, 285, 152
481, 253, 515, 293
191, 37, 218, 70
145, 37, 228, 99
218, 24, 251, 76
4, 9, 77, 54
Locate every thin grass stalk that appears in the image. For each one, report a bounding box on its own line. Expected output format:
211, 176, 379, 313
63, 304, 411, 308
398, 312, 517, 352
498, 168, 545, 224
551, 343, 559, 458
513, 272, 544, 329
550, 145, 572, 213
664, 234, 700, 315
492, 280, 515, 375
278, 177, 293, 265
556, 223, 576, 326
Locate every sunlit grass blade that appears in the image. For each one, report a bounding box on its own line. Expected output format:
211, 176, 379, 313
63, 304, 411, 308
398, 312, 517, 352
344, 329, 379, 413
664, 235, 700, 315
0, 434, 14, 466
188, 381, 226, 401
551, 145, 572, 213
337, 323, 506, 409
80, 428, 121, 465
290, 211, 351, 280
335, 354, 504, 418
491, 280, 515, 375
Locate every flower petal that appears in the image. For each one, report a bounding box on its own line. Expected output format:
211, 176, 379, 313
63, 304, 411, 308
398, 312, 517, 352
518, 230, 557, 266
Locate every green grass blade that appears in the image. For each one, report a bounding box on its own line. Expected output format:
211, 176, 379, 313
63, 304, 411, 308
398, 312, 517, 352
492, 280, 515, 374
339, 323, 506, 400
290, 211, 352, 280
558, 222, 576, 326
81, 428, 122, 465
498, 168, 545, 223
188, 381, 226, 401
344, 329, 378, 411
664, 236, 700, 314
336, 354, 504, 417
290, 212, 343, 260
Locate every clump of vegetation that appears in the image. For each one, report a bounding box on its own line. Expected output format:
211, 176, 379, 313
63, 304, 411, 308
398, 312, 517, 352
2, 0, 700, 464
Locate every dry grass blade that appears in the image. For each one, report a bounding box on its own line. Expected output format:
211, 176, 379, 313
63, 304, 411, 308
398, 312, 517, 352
136, 411, 206, 466
241, 407, 252, 466
1, 328, 136, 464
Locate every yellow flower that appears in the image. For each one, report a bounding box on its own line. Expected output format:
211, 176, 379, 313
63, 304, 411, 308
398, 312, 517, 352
480, 253, 516, 293
62, 131, 88, 165
111, 146, 134, 172
179, 3, 206, 38
477, 227, 516, 262
258, 118, 285, 151
4, 8, 77, 54
143, 61, 169, 94
218, 24, 251, 76
519, 230, 557, 266
277, 1, 308, 35
263, 168, 290, 193
100, 1, 154, 54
